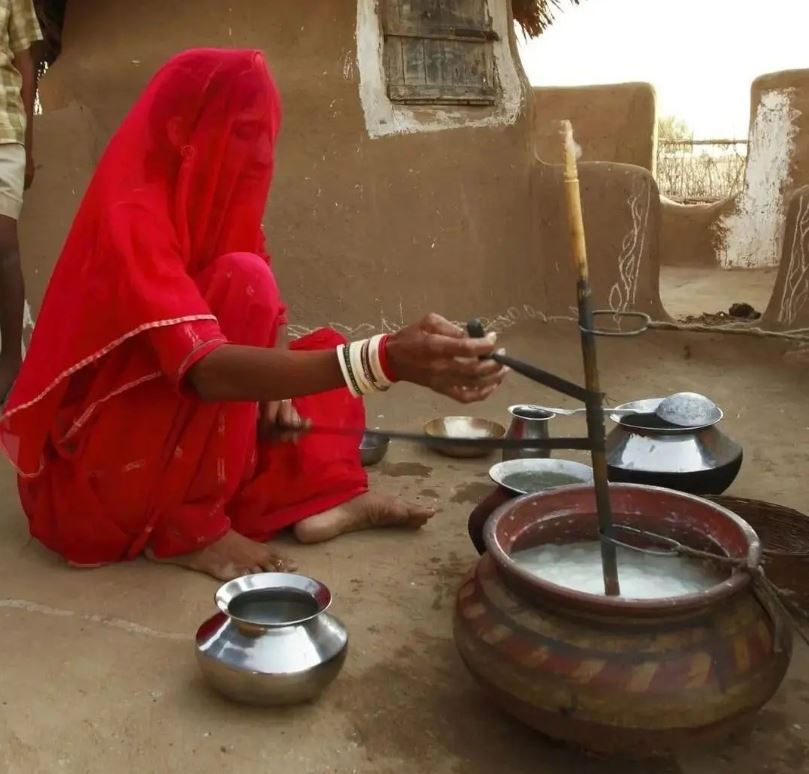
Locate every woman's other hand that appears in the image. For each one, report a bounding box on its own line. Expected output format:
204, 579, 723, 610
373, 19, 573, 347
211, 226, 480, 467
259, 398, 309, 442
385, 314, 508, 403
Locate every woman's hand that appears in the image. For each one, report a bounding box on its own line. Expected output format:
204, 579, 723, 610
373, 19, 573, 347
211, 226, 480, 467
385, 314, 507, 403
259, 398, 308, 443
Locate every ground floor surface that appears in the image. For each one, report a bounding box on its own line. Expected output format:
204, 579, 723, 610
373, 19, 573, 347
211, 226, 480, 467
0, 322, 806, 773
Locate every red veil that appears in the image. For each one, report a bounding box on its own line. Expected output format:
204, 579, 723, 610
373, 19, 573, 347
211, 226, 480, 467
2, 49, 283, 476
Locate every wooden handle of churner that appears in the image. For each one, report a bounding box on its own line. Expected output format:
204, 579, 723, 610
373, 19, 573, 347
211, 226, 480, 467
559, 120, 621, 597
560, 120, 590, 288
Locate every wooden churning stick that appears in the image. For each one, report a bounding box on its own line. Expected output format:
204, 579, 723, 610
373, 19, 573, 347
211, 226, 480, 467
559, 120, 621, 597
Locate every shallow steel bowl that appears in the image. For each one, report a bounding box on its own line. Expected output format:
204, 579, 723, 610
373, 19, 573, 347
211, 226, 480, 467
489, 457, 594, 495
424, 416, 506, 459
359, 432, 389, 466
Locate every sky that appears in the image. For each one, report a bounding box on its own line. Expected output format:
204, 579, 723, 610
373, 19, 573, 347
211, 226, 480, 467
518, 0, 809, 139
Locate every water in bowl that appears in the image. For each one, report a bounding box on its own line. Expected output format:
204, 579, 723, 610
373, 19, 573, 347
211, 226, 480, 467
502, 470, 585, 493
442, 419, 492, 439
228, 588, 320, 625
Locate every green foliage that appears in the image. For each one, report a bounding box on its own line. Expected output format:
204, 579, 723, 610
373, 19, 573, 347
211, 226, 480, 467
658, 115, 694, 143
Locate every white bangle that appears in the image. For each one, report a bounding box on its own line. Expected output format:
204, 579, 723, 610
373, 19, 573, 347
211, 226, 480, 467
336, 339, 392, 397
349, 339, 374, 395
336, 344, 362, 398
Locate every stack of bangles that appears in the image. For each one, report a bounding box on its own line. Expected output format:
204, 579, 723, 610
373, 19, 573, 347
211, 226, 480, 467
336, 334, 396, 398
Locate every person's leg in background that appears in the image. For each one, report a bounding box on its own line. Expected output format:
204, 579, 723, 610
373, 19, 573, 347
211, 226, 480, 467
0, 143, 26, 403
1, 2, 42, 403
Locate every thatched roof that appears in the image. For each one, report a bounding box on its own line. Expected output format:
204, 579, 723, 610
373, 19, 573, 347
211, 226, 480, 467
512, 0, 583, 38
35, 0, 578, 65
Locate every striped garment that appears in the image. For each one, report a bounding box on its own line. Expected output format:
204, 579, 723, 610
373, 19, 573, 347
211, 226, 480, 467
0, 0, 42, 145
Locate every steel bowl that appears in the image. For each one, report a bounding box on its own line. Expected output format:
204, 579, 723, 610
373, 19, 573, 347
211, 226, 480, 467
360, 432, 389, 466
424, 416, 506, 459
489, 457, 594, 495
196, 573, 348, 706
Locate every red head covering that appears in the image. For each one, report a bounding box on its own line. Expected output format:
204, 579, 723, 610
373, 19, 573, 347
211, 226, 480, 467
2, 49, 282, 475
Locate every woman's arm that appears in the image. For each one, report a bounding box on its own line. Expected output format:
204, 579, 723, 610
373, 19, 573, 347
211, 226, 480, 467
258, 321, 294, 438
191, 345, 343, 403
188, 314, 504, 405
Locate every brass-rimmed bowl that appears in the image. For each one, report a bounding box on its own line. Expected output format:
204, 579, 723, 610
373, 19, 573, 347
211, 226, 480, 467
424, 416, 506, 459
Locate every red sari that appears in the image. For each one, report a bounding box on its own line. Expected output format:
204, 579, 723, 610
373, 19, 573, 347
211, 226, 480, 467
1, 50, 367, 564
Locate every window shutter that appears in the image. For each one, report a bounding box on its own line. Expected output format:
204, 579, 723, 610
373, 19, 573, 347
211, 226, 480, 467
381, 0, 500, 106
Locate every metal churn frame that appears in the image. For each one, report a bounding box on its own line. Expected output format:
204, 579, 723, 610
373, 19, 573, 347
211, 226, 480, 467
468, 120, 651, 596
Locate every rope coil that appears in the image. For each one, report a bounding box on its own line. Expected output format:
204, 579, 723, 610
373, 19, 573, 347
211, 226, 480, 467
600, 525, 805, 650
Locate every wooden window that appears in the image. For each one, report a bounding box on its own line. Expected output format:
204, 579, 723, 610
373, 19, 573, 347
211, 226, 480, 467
381, 0, 500, 106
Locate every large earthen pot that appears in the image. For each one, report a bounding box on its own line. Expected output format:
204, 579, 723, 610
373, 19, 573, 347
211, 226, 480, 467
454, 484, 791, 757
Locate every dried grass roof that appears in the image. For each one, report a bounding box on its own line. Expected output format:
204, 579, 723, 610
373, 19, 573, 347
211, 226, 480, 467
35, 0, 579, 65
512, 0, 583, 38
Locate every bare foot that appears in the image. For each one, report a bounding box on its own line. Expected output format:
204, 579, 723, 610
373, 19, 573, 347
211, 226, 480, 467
145, 529, 297, 581
293, 492, 435, 544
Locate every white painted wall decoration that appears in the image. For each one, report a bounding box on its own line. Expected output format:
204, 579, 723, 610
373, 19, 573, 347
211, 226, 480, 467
355, 0, 524, 139
608, 177, 651, 312
777, 190, 809, 326
715, 89, 801, 269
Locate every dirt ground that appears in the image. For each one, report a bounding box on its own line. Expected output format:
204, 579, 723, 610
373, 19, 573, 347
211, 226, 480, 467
660, 266, 778, 320
0, 321, 807, 774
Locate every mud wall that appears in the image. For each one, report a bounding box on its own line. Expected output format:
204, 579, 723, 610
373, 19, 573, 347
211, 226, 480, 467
663, 69, 809, 270
763, 184, 809, 329
532, 160, 666, 321
533, 83, 656, 171
714, 70, 809, 270
21, 0, 543, 333
660, 198, 730, 268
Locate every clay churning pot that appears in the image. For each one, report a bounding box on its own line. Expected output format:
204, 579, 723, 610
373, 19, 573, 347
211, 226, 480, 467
453, 484, 791, 757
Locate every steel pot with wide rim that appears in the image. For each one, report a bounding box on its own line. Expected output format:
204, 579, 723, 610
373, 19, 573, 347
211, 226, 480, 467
196, 573, 348, 706
605, 397, 743, 495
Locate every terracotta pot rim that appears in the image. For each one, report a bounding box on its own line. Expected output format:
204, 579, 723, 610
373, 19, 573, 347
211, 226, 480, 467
483, 483, 761, 615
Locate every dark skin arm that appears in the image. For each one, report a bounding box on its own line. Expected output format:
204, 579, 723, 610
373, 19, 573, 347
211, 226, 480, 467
259, 322, 300, 440
189, 314, 505, 406
191, 345, 345, 403
13, 45, 38, 189
0, 46, 40, 399
0, 216, 23, 399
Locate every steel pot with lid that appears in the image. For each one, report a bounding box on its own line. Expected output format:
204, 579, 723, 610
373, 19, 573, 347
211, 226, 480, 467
605, 397, 743, 495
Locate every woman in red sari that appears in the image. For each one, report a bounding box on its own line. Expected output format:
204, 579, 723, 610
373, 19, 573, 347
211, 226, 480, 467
0, 50, 505, 580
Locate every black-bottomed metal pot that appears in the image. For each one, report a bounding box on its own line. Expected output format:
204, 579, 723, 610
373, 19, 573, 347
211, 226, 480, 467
606, 398, 743, 495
